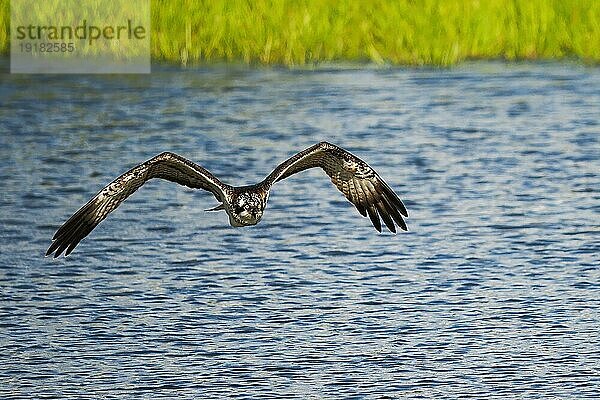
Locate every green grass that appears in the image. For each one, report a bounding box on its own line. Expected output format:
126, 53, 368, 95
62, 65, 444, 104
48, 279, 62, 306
3, 0, 600, 66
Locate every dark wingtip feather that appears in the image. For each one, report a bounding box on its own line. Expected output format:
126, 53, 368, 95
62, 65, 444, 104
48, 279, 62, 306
356, 203, 367, 217
397, 217, 408, 231
366, 205, 382, 232
376, 201, 396, 233
381, 181, 408, 218
380, 192, 408, 232
47, 211, 94, 258
53, 241, 71, 258
46, 240, 61, 257
397, 199, 408, 218
65, 242, 78, 257
45, 244, 55, 257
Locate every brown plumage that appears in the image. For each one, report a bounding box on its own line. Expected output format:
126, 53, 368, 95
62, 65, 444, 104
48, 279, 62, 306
46, 142, 408, 258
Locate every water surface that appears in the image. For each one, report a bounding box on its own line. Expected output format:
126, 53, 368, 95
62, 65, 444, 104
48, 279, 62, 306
1, 61, 599, 398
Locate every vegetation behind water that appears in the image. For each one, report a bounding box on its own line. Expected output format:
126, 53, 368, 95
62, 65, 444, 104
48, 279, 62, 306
2, 0, 600, 66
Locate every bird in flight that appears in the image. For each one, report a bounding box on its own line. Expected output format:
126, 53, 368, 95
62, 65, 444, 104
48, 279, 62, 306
46, 142, 408, 258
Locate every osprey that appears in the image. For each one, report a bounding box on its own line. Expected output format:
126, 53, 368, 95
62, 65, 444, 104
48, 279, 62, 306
46, 142, 408, 258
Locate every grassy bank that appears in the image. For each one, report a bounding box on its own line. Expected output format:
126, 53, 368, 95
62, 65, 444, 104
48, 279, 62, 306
2, 0, 600, 66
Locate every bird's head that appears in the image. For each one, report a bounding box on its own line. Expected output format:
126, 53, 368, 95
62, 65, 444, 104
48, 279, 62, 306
229, 192, 264, 226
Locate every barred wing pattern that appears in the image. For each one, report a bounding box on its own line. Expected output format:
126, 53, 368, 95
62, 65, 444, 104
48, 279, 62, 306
46, 152, 227, 258
264, 142, 408, 233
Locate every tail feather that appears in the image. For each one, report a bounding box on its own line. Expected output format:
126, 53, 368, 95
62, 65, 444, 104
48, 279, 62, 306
205, 203, 225, 212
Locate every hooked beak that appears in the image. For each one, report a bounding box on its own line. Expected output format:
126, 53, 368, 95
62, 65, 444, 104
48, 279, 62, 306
205, 203, 225, 212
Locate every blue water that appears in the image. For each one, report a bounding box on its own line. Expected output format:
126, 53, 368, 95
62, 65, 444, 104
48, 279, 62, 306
1, 60, 599, 398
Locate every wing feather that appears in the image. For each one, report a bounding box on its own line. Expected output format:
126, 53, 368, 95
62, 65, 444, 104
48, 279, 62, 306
46, 152, 228, 258
376, 200, 396, 233
348, 178, 367, 217
381, 194, 407, 231
366, 204, 382, 232
263, 141, 408, 233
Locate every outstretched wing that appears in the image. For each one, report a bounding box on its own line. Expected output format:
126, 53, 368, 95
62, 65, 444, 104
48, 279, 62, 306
46, 152, 228, 258
263, 142, 408, 233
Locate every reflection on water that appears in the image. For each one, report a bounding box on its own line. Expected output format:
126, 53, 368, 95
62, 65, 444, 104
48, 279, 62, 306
1, 61, 599, 398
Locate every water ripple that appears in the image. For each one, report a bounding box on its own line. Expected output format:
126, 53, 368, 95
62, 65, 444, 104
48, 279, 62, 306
0, 61, 599, 399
